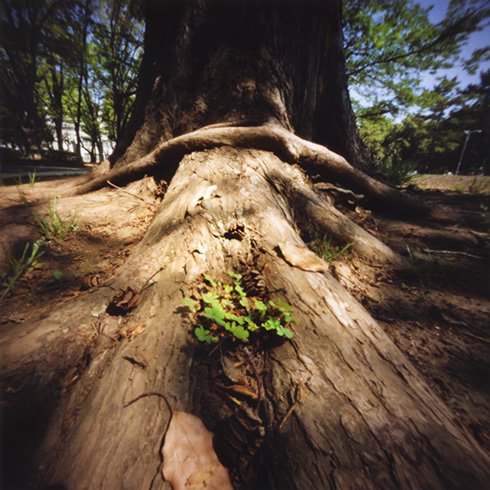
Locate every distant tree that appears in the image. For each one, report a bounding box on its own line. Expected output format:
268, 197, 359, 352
92, 0, 143, 148
344, 0, 490, 118
71, 0, 93, 158
0, 0, 62, 155
436, 69, 489, 173
361, 71, 490, 177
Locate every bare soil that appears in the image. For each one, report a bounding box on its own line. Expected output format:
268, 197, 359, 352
1, 173, 489, 465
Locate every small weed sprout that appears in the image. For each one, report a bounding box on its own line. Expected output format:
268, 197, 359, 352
36, 200, 78, 243
1, 240, 44, 300
183, 271, 295, 344
468, 177, 486, 195
310, 236, 352, 262
28, 170, 37, 185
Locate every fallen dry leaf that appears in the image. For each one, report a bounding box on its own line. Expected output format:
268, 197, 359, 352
225, 384, 258, 401
80, 274, 101, 290
162, 411, 232, 490
107, 287, 141, 315
119, 323, 146, 340
279, 242, 329, 273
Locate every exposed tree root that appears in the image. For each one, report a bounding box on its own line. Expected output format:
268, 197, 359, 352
259, 161, 407, 267
5, 125, 427, 216
1, 147, 488, 489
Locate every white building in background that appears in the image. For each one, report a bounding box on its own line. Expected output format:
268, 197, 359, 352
53, 121, 114, 163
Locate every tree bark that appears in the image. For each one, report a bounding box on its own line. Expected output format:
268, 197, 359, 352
112, 0, 369, 170
2, 1, 489, 489
2, 148, 488, 489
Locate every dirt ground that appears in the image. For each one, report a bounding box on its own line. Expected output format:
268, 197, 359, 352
1, 173, 489, 461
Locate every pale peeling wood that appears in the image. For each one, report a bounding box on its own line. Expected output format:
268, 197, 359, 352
278, 242, 329, 273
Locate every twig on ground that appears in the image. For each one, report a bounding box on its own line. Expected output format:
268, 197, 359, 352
422, 248, 484, 260
106, 180, 155, 205
457, 330, 490, 345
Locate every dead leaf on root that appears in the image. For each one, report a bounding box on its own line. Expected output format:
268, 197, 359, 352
279, 242, 329, 273
119, 323, 146, 340
80, 274, 101, 290
107, 287, 141, 315
162, 411, 232, 490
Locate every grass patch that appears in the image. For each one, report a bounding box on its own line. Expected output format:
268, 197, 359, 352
310, 236, 352, 262
1, 240, 44, 300
36, 200, 78, 244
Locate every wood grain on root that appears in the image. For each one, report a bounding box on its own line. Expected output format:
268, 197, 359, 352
257, 160, 407, 267
29, 125, 426, 216
1, 148, 486, 490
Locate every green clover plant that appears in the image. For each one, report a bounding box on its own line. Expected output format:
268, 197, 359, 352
183, 271, 295, 344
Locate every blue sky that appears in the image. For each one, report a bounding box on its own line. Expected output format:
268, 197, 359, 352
418, 0, 490, 89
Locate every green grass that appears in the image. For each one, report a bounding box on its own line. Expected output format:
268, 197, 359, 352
28, 170, 37, 185
35, 201, 78, 243
1, 240, 44, 300
310, 236, 352, 262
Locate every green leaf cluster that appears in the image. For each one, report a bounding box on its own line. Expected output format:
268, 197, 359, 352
359, 70, 490, 177
183, 272, 295, 344
344, 0, 489, 117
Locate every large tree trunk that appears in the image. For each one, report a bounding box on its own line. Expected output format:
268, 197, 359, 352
112, 0, 369, 170
2, 1, 489, 489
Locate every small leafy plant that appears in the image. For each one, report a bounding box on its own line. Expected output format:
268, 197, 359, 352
35, 200, 78, 243
310, 236, 352, 262
183, 271, 295, 344
0, 239, 44, 300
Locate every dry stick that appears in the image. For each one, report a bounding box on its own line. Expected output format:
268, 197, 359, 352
422, 248, 484, 260
106, 180, 155, 205
457, 330, 490, 345
67, 125, 426, 214
123, 391, 174, 488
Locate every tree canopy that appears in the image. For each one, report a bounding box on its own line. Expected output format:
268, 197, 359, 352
0, 0, 143, 159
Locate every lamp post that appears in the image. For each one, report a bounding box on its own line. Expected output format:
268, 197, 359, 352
455, 129, 482, 175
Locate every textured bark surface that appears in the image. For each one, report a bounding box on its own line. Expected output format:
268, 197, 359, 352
2, 148, 489, 489
112, 0, 369, 170
2, 1, 489, 489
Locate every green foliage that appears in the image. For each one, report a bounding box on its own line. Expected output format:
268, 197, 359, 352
344, 0, 489, 117
360, 70, 489, 176
376, 156, 418, 186
1, 240, 44, 300
183, 271, 295, 344
53, 270, 63, 280
0, 0, 143, 157
35, 201, 78, 243
310, 237, 353, 262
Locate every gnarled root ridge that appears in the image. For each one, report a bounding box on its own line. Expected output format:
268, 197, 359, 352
9, 124, 427, 216
1, 147, 487, 490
